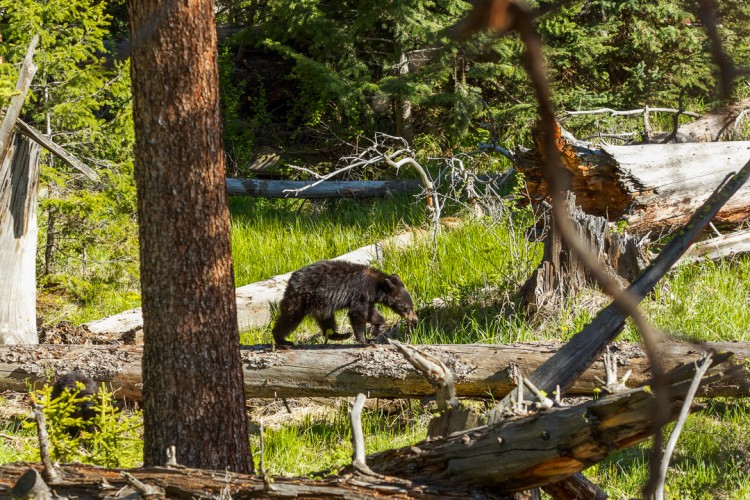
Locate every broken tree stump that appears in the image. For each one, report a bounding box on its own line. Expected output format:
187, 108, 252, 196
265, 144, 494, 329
520, 192, 647, 315
516, 123, 750, 235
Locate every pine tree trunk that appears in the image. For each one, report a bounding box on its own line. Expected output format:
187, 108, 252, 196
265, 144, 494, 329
128, 0, 252, 473
0, 134, 41, 344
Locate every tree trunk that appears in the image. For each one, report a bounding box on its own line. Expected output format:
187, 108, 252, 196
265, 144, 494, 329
515, 125, 750, 234
4, 341, 748, 400
127, 0, 252, 472
0, 135, 42, 344
226, 178, 422, 198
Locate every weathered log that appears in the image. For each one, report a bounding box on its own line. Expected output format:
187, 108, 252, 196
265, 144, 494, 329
0, 342, 747, 401
85, 230, 425, 336
677, 98, 750, 143
680, 227, 750, 264
0, 361, 724, 497
226, 178, 423, 198
516, 126, 750, 234
0, 462, 478, 499
365, 365, 721, 492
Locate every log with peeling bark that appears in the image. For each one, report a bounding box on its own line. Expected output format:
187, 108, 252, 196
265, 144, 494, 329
226, 178, 423, 198
1, 342, 747, 401
515, 124, 750, 234
84, 230, 426, 336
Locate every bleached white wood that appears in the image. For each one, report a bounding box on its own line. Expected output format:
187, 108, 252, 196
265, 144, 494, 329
0, 135, 42, 344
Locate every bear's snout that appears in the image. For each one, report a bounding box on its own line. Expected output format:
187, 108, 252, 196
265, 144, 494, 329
403, 309, 418, 324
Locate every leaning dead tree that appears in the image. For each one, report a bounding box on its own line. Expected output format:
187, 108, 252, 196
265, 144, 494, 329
0, 37, 99, 345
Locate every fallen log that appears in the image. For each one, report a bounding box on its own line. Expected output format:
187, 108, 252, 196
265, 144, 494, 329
226, 178, 423, 198
365, 360, 725, 492
0, 342, 747, 401
679, 227, 750, 264
84, 230, 425, 336
0, 462, 467, 499
677, 97, 750, 143
0, 357, 726, 497
515, 125, 750, 234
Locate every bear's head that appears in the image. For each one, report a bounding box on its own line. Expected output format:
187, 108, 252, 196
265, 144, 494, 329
381, 274, 418, 324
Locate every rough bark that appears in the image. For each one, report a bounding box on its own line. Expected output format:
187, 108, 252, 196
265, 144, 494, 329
520, 192, 647, 315
2, 342, 747, 400
515, 125, 750, 235
128, 0, 251, 472
85, 230, 425, 336
226, 178, 422, 198
0, 135, 42, 344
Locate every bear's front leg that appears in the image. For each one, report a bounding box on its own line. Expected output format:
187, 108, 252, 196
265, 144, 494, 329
368, 306, 387, 339
348, 308, 375, 346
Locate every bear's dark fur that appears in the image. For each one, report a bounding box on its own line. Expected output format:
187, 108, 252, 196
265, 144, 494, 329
272, 260, 418, 347
51, 372, 99, 436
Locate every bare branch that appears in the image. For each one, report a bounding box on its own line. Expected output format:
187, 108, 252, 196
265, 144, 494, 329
565, 107, 700, 118
349, 394, 367, 466
652, 353, 714, 500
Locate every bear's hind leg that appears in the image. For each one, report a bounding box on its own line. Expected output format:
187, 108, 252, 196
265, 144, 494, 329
272, 309, 305, 348
316, 316, 352, 342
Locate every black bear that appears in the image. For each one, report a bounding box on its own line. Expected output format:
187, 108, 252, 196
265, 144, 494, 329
272, 260, 418, 347
50, 371, 99, 436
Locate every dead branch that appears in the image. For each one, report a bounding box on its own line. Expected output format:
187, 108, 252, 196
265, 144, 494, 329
565, 107, 700, 118
652, 354, 713, 500
15, 119, 98, 181
349, 393, 367, 466
30, 402, 61, 485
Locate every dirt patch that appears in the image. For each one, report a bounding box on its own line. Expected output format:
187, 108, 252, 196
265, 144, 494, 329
38, 322, 139, 345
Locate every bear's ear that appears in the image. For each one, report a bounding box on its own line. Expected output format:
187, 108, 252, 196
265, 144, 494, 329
389, 273, 403, 286
383, 278, 397, 291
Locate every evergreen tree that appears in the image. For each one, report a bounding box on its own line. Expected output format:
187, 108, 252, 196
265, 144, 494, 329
0, 0, 137, 321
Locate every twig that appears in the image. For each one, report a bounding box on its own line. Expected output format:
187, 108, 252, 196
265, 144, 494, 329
387, 339, 458, 410
121, 471, 165, 497
349, 393, 367, 466
653, 353, 713, 500
565, 107, 700, 118
31, 402, 62, 485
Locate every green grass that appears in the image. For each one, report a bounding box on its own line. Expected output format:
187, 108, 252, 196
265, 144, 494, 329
251, 402, 429, 476
25, 191, 750, 498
